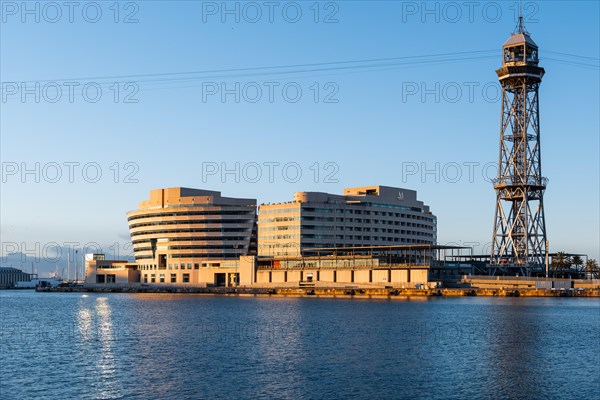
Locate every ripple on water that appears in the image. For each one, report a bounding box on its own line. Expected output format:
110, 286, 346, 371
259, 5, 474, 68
1, 292, 599, 399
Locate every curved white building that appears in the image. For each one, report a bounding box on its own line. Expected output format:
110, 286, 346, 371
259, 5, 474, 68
127, 188, 257, 281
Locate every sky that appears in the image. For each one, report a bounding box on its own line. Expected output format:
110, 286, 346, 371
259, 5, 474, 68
1, 0, 598, 275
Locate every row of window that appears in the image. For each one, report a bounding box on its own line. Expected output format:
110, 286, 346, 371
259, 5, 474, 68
299, 226, 434, 234
260, 217, 300, 223
259, 225, 298, 232
138, 263, 198, 270
301, 233, 435, 241
297, 216, 335, 222
261, 215, 434, 224
258, 207, 300, 215
302, 238, 433, 245
138, 261, 240, 270
143, 273, 190, 283
310, 213, 433, 223
130, 221, 253, 230
166, 245, 246, 251
362, 202, 423, 213
96, 274, 116, 283
260, 234, 299, 240
128, 209, 255, 222
260, 235, 436, 250
132, 237, 250, 245
131, 229, 252, 238
300, 204, 424, 215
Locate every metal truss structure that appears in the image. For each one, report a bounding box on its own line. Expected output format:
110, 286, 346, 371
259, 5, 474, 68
491, 18, 548, 276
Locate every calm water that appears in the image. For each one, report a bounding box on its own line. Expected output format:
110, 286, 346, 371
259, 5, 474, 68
0, 291, 598, 399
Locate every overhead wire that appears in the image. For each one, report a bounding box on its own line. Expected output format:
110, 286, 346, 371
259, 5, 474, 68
1, 49, 597, 98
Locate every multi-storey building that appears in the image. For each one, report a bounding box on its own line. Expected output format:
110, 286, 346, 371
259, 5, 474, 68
258, 185, 436, 256
126, 188, 257, 283
102, 186, 439, 287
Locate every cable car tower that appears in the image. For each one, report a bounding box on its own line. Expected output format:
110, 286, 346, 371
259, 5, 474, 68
490, 13, 548, 276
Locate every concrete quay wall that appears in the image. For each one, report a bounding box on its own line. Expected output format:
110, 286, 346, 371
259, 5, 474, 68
36, 285, 600, 297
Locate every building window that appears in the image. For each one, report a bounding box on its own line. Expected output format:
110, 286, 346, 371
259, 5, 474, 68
144, 274, 148, 283
194, 263, 199, 269
151, 274, 156, 283
168, 263, 172, 269
187, 263, 192, 269
107, 274, 116, 283
159, 274, 165, 283
174, 264, 178, 269
171, 274, 176, 283
183, 274, 190, 283
96, 275, 105, 283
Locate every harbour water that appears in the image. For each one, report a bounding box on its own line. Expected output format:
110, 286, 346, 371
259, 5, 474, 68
1, 291, 598, 399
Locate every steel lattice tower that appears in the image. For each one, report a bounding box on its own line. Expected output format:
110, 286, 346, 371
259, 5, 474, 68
491, 17, 548, 276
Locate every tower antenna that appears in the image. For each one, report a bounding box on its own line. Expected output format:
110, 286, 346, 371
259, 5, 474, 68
515, 0, 527, 34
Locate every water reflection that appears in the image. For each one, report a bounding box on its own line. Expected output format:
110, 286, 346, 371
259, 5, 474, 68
76, 299, 93, 342
95, 297, 118, 398
75, 296, 120, 399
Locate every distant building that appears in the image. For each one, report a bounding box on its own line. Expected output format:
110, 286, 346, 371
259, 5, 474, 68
0, 267, 35, 288
258, 185, 436, 256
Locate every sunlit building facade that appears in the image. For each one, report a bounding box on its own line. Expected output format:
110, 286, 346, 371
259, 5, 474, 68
84, 253, 139, 284
84, 186, 439, 287
258, 185, 437, 256
126, 187, 257, 283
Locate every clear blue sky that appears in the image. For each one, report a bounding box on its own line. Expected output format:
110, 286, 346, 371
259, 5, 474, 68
1, 1, 598, 274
